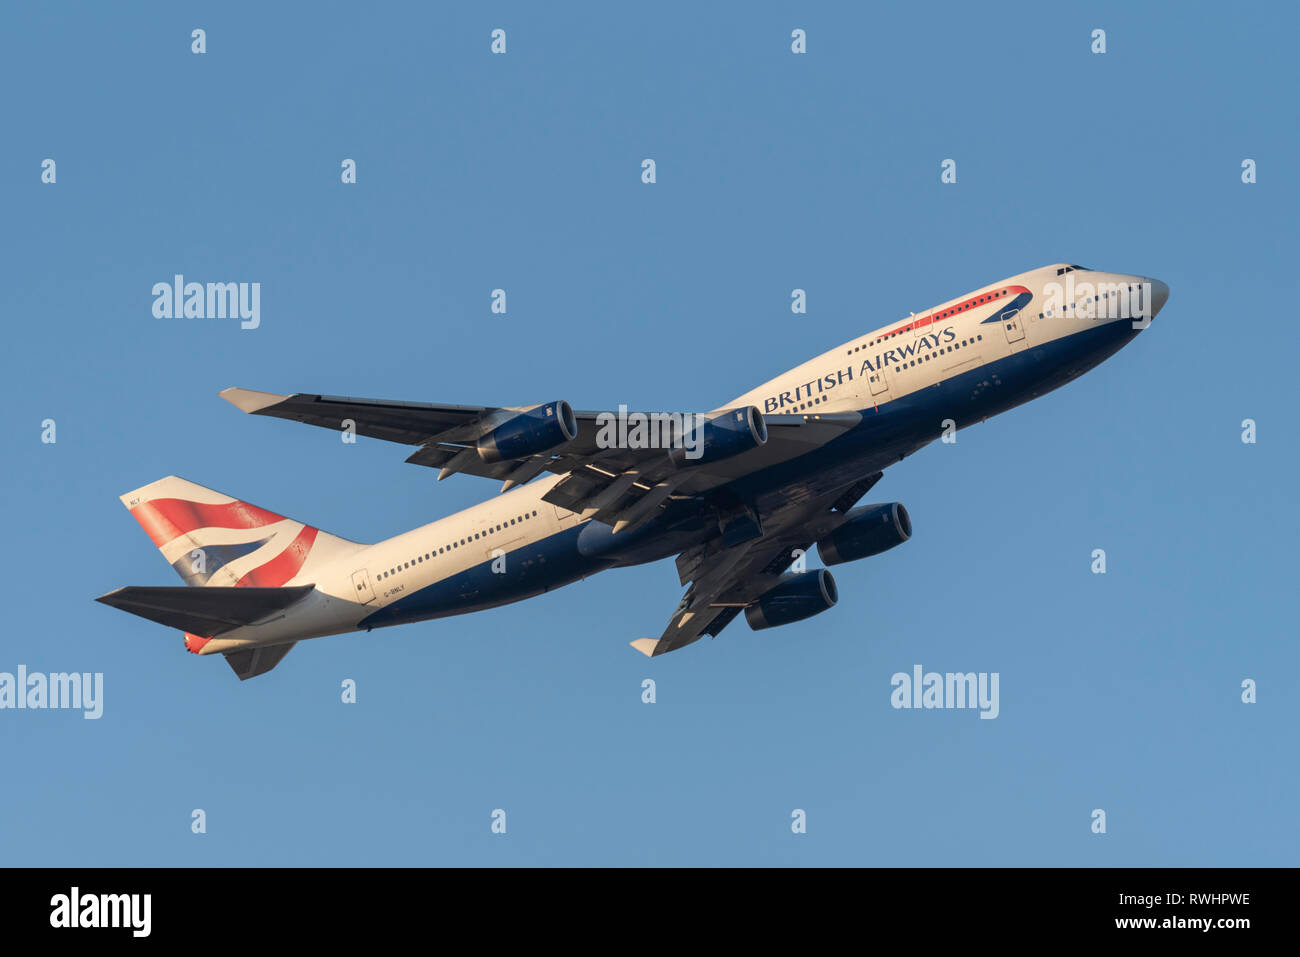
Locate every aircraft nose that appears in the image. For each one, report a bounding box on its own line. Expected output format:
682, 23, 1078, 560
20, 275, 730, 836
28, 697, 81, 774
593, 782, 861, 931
1149, 278, 1170, 316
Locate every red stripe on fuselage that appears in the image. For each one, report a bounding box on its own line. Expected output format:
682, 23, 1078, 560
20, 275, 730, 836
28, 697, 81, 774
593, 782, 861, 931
236, 526, 318, 587
130, 498, 286, 547
878, 285, 1031, 339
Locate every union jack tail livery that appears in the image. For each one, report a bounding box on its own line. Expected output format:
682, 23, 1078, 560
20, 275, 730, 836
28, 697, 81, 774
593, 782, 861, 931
97, 477, 364, 679
119, 476, 360, 588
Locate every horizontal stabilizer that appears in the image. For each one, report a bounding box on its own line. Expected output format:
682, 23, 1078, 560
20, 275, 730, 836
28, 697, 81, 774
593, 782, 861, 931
224, 642, 298, 680
95, 585, 314, 638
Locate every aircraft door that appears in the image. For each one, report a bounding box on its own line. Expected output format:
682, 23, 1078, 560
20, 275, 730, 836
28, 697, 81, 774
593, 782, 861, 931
1001, 308, 1026, 344
351, 569, 375, 604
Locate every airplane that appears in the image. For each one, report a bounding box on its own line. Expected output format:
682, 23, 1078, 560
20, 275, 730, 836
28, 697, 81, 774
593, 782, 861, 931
97, 263, 1169, 680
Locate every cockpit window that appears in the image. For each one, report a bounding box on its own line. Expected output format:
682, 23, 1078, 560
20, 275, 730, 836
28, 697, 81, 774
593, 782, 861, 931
1055, 264, 1090, 275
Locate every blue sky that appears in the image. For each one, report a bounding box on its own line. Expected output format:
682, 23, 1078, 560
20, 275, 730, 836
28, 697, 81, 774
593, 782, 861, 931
1, 1, 1296, 866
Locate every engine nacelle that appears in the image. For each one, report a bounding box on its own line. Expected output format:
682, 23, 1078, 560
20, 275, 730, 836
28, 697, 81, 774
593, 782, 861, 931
817, 503, 911, 566
744, 569, 838, 631
670, 406, 767, 466
477, 401, 577, 463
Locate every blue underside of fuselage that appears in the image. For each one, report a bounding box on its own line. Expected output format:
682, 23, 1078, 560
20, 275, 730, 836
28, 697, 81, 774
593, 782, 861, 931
359, 319, 1141, 631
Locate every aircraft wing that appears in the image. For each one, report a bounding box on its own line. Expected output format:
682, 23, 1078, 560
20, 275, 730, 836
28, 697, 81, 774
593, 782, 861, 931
632, 473, 883, 657
220, 388, 508, 453
221, 387, 861, 533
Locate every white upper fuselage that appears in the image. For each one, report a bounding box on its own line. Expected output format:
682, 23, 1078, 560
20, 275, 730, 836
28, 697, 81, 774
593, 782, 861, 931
729, 263, 1163, 417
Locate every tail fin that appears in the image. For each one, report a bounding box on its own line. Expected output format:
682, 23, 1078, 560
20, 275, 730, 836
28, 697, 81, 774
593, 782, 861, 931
120, 476, 363, 588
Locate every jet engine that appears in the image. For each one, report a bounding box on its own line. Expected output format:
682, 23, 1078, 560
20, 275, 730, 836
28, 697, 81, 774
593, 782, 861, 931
816, 503, 911, 566
477, 401, 577, 462
744, 569, 838, 631
670, 406, 767, 466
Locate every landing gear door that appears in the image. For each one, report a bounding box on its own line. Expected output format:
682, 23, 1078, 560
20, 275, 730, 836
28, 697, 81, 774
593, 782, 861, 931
351, 569, 376, 604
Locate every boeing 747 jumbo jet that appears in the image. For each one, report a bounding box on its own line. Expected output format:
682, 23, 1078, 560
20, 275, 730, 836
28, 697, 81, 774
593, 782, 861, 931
98, 264, 1169, 679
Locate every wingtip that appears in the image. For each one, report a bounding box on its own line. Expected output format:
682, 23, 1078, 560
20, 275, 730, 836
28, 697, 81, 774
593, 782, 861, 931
629, 638, 660, 657
219, 387, 288, 414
